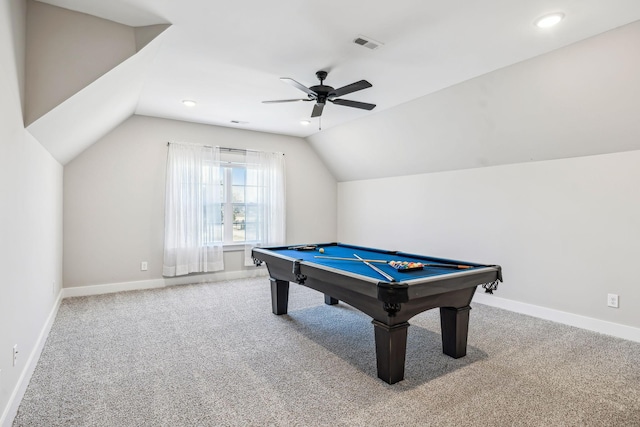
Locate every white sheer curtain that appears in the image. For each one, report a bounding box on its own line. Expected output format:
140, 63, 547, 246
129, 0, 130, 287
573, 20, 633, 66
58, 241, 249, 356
244, 150, 286, 266
163, 143, 224, 276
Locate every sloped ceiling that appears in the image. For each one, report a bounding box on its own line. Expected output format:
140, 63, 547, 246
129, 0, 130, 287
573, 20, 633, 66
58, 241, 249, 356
23, 0, 640, 174
26, 36, 165, 164
24, 0, 169, 164
308, 20, 640, 181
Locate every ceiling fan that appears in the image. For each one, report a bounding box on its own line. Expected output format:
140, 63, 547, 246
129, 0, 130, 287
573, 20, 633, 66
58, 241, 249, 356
262, 70, 376, 118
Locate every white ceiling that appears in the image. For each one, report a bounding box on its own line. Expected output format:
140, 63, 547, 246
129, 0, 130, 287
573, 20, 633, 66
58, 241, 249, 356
36, 0, 640, 139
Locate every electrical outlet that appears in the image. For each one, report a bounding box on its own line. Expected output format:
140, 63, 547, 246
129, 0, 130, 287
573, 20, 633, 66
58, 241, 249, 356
13, 345, 18, 366
141, 261, 148, 271
607, 293, 619, 308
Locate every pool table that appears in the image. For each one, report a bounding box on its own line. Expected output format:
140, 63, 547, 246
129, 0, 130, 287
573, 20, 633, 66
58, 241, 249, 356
252, 242, 502, 384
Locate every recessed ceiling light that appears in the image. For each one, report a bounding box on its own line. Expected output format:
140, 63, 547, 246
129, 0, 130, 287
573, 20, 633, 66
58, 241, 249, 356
300, 120, 311, 125
182, 100, 197, 107
535, 12, 564, 29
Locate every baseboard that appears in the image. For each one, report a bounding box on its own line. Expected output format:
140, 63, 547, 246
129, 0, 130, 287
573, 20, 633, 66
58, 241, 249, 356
62, 268, 269, 298
1, 290, 63, 427
473, 292, 640, 343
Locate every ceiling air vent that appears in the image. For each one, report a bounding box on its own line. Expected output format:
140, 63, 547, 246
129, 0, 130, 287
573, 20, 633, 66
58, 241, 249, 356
353, 35, 383, 50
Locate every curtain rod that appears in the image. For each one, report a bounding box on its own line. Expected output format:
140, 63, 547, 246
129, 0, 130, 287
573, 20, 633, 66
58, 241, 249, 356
166, 142, 284, 156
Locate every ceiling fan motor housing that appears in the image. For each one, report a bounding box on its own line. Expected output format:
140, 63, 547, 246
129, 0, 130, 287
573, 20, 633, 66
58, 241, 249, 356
309, 86, 333, 103
311, 71, 332, 103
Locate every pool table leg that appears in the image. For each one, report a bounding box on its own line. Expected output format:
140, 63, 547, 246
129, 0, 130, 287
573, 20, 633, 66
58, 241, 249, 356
270, 278, 289, 315
440, 306, 471, 358
324, 295, 339, 305
372, 320, 410, 384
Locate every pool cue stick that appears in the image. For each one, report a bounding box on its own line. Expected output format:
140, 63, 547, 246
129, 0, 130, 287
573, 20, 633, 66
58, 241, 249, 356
423, 263, 473, 269
287, 244, 317, 250
314, 255, 388, 264
314, 255, 473, 270
315, 255, 472, 270
354, 254, 396, 282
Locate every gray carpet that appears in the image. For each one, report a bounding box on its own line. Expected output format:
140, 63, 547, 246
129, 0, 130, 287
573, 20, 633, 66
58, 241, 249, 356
13, 278, 640, 426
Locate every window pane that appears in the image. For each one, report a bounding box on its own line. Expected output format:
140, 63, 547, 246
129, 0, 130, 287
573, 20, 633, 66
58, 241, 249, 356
245, 186, 258, 204
233, 228, 245, 242
246, 205, 258, 222
233, 205, 245, 223
215, 164, 272, 244
232, 186, 244, 203
245, 223, 257, 242
232, 205, 245, 242
232, 167, 245, 185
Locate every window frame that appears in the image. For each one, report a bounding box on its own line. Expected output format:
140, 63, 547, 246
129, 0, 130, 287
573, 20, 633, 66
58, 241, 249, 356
217, 160, 261, 248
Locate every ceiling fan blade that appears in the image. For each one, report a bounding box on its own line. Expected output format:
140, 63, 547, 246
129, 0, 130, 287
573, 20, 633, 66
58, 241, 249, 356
280, 78, 317, 97
328, 80, 372, 98
330, 98, 376, 111
262, 99, 311, 104
311, 103, 325, 117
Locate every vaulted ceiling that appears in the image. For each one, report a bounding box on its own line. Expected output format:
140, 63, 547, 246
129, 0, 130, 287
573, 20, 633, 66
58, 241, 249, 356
25, 0, 640, 174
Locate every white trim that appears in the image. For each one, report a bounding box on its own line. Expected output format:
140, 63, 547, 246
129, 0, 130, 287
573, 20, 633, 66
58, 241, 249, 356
62, 268, 268, 298
473, 292, 640, 343
1, 291, 63, 427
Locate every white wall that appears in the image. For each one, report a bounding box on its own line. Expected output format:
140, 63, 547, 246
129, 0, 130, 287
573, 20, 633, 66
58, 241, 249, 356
63, 115, 337, 289
0, 0, 64, 424
338, 150, 640, 331
308, 18, 640, 341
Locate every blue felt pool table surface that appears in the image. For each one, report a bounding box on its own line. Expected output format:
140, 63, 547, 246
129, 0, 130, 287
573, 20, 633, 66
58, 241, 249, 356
270, 242, 488, 283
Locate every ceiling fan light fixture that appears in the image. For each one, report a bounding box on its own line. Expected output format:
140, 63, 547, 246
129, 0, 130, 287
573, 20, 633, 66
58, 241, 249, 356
534, 12, 565, 28
182, 100, 197, 107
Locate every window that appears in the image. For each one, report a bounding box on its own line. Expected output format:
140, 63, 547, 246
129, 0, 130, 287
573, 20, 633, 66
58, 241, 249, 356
163, 143, 285, 276
207, 164, 261, 245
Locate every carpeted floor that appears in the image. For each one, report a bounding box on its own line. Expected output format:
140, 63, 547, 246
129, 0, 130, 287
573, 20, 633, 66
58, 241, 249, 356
13, 277, 640, 426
